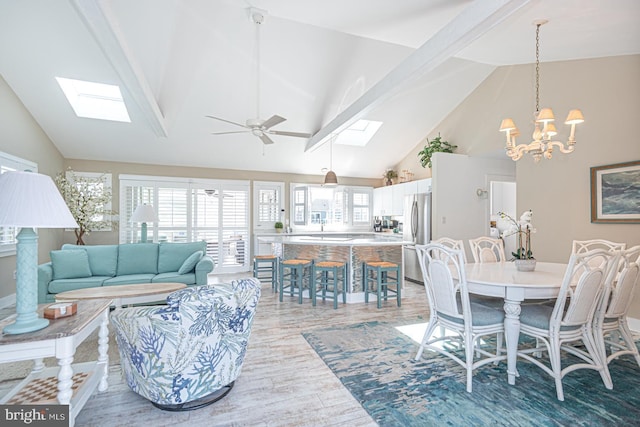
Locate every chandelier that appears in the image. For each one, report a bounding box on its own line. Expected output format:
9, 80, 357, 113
499, 20, 584, 162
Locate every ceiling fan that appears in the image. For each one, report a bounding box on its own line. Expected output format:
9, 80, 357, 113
207, 8, 311, 145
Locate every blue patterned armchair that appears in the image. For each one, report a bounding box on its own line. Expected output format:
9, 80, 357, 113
110, 278, 261, 411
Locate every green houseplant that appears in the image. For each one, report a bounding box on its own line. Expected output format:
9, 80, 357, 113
274, 221, 284, 233
417, 133, 457, 168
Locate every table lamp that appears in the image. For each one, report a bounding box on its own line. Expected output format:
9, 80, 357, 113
130, 203, 158, 243
0, 171, 78, 334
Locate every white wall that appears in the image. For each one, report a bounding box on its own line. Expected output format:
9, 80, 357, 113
0, 75, 65, 300
431, 152, 515, 262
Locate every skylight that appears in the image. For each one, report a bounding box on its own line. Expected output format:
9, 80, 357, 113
56, 77, 130, 123
334, 119, 382, 147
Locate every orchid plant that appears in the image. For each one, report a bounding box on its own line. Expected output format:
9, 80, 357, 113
498, 210, 535, 260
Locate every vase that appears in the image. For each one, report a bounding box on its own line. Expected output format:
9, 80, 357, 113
515, 259, 536, 272
385, 178, 393, 186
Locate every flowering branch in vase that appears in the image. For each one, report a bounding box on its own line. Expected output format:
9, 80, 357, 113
498, 210, 535, 260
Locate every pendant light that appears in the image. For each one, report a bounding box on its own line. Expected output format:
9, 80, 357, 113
323, 136, 338, 186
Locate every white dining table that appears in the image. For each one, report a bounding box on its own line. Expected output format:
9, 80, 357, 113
465, 261, 568, 385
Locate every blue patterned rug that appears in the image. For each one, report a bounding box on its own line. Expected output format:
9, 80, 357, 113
302, 320, 640, 427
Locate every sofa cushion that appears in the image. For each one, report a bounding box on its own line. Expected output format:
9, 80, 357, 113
103, 274, 155, 286
62, 244, 118, 277
152, 272, 197, 285
178, 251, 203, 274
158, 241, 207, 273
50, 250, 92, 280
117, 243, 158, 276
48, 276, 110, 294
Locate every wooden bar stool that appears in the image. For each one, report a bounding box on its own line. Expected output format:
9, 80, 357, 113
312, 261, 348, 309
253, 255, 279, 291
363, 261, 401, 308
279, 259, 313, 304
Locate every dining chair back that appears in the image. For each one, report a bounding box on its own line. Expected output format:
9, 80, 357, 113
415, 243, 505, 393
432, 237, 468, 264
468, 237, 506, 263
516, 248, 620, 401
572, 239, 626, 255
593, 245, 640, 386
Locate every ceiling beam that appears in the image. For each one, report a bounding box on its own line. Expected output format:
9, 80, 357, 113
304, 0, 533, 152
70, 0, 168, 137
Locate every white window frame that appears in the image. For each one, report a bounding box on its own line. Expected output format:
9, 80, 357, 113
253, 181, 284, 231
0, 152, 38, 257
289, 184, 373, 231
119, 175, 251, 273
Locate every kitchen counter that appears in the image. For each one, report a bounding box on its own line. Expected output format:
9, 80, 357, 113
257, 234, 405, 302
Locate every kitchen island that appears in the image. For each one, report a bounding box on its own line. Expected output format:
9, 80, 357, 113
257, 234, 407, 303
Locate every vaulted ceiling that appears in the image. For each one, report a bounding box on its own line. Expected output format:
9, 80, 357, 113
1, 0, 638, 178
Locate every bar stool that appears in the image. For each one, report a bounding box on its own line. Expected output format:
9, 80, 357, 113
279, 259, 313, 304
363, 261, 401, 308
253, 255, 279, 291
312, 261, 348, 309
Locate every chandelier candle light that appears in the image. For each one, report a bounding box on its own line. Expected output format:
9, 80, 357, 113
499, 20, 584, 163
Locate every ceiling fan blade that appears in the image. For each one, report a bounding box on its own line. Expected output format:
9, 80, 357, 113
259, 134, 275, 145
206, 115, 248, 129
269, 130, 312, 138
261, 115, 286, 129
211, 131, 250, 135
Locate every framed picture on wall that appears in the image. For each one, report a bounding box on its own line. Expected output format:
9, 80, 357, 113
590, 160, 640, 223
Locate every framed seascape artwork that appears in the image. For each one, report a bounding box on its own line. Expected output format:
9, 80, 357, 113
590, 160, 640, 223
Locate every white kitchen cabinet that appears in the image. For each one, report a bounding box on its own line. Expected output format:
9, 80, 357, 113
373, 185, 393, 216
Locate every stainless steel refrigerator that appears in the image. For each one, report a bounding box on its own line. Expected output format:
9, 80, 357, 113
403, 192, 432, 284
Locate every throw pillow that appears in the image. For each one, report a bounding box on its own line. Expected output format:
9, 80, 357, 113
51, 249, 92, 280
178, 251, 203, 274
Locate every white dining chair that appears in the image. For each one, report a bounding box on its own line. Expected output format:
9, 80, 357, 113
415, 243, 506, 393
516, 248, 620, 401
468, 237, 506, 263
572, 239, 626, 255
593, 245, 640, 387
432, 237, 468, 264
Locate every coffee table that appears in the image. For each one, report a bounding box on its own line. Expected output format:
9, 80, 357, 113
55, 282, 187, 308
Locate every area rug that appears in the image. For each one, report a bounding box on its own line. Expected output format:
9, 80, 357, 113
302, 320, 640, 427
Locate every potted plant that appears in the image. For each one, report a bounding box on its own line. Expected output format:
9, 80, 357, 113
55, 169, 118, 245
498, 210, 536, 271
274, 221, 284, 233
383, 169, 398, 186
417, 133, 457, 168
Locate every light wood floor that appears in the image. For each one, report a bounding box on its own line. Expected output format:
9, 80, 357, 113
2, 274, 431, 427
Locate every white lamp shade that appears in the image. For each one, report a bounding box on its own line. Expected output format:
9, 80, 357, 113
0, 171, 78, 228
131, 204, 159, 222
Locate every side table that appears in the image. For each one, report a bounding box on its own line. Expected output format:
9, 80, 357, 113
0, 299, 111, 427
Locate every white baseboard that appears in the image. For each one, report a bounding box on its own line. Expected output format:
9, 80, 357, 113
0, 292, 16, 309
628, 316, 640, 334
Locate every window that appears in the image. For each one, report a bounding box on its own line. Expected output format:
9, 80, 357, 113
352, 190, 371, 223
56, 77, 131, 123
293, 187, 307, 225
253, 181, 284, 230
120, 175, 250, 272
0, 152, 37, 257
290, 184, 372, 230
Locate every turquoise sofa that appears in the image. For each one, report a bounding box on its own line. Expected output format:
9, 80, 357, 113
37, 241, 215, 303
